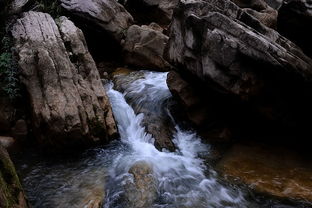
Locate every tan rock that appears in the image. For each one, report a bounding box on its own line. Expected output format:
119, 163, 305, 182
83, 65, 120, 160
0, 136, 15, 150
123, 24, 171, 71
217, 143, 312, 202
11, 12, 118, 150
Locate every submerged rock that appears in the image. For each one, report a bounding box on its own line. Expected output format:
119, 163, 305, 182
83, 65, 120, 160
123, 23, 171, 71
60, 0, 134, 42
125, 161, 157, 208
0, 145, 29, 208
11, 12, 118, 150
217, 143, 312, 202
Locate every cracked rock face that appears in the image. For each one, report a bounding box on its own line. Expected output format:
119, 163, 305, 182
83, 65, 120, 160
11, 11, 118, 150
165, 0, 312, 128
60, 0, 134, 41
123, 24, 171, 71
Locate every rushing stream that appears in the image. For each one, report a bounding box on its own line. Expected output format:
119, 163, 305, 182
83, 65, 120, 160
14, 71, 308, 208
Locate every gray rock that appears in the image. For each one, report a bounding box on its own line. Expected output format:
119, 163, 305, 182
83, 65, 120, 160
60, 0, 134, 41
165, 0, 312, 130
123, 24, 171, 71
9, 0, 29, 14
11, 12, 118, 149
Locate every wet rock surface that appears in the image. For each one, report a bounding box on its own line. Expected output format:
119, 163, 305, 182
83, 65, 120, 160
124, 161, 157, 208
11, 11, 118, 150
165, 0, 312, 142
112, 71, 175, 151
217, 143, 312, 202
0, 145, 29, 208
60, 0, 134, 42
123, 23, 171, 71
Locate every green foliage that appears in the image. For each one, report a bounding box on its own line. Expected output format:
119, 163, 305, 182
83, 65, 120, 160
33, 0, 63, 18
0, 36, 20, 99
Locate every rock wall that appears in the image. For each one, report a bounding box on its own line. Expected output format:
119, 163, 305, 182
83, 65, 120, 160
165, 0, 312, 142
11, 11, 118, 150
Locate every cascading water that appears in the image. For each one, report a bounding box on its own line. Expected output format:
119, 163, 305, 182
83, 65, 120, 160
104, 71, 248, 208
14, 70, 307, 208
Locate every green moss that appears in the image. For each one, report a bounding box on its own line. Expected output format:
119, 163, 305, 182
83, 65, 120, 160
0, 145, 25, 208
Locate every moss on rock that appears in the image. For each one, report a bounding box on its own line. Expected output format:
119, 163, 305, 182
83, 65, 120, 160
0, 145, 28, 208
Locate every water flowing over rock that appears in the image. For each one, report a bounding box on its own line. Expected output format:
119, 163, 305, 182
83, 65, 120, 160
277, 0, 312, 58
122, 24, 171, 71
217, 143, 312, 202
0, 145, 29, 208
60, 0, 134, 42
112, 71, 175, 151
165, 0, 312, 137
11, 12, 118, 150
123, 0, 179, 26
124, 161, 157, 208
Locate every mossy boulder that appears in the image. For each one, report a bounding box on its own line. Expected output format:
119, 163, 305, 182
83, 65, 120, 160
0, 145, 28, 208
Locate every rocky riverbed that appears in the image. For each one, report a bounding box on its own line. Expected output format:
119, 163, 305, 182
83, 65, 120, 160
1, 0, 312, 207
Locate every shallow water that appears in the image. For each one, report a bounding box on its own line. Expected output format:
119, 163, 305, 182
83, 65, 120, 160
14, 71, 310, 208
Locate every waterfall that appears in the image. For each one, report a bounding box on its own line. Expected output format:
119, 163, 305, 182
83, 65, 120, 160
104, 71, 248, 208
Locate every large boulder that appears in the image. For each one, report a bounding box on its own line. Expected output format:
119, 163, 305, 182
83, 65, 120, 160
123, 24, 171, 71
277, 0, 312, 58
217, 143, 312, 202
123, 0, 179, 26
60, 0, 134, 42
0, 145, 29, 208
165, 0, 312, 139
11, 12, 118, 150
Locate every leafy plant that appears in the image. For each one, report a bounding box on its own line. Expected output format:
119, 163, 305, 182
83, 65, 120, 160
32, 0, 63, 18
0, 36, 20, 99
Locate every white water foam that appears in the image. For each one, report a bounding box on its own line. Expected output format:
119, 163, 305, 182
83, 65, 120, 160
105, 71, 248, 208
